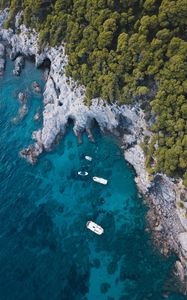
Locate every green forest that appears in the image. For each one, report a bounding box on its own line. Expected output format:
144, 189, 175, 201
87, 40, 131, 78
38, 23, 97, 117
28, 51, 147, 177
1, 0, 187, 185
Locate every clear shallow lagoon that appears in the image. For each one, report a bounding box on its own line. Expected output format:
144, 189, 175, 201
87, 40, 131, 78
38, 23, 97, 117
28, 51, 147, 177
0, 58, 186, 300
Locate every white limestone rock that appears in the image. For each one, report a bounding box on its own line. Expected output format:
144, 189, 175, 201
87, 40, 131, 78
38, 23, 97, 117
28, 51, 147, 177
0, 42, 5, 57
0, 57, 5, 74
13, 55, 24, 75
175, 260, 185, 282
125, 144, 150, 193
179, 233, 187, 254
0, 42, 5, 75
35, 46, 119, 150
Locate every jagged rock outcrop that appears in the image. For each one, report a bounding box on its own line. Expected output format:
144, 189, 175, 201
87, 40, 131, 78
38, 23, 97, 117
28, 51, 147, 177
0, 42, 5, 75
0, 42, 5, 56
18, 91, 26, 103
13, 55, 24, 75
32, 81, 42, 93
125, 144, 150, 193
149, 175, 184, 244
11, 91, 28, 124
179, 233, 187, 256
0, 57, 5, 75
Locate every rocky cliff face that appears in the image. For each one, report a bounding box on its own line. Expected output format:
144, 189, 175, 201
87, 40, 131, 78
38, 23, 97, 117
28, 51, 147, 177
1, 8, 187, 290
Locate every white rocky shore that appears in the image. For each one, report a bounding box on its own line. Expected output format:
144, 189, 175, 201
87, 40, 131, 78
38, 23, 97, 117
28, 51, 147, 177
1, 8, 187, 291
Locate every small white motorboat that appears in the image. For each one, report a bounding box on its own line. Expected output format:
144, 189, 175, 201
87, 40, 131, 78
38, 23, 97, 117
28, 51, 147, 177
78, 171, 88, 176
93, 176, 108, 185
85, 155, 92, 161
86, 221, 104, 235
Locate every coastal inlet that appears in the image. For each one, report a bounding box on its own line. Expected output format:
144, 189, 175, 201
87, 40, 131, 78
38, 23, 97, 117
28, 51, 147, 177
0, 56, 186, 300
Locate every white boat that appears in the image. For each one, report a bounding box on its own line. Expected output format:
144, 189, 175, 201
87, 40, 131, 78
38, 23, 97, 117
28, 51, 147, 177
93, 176, 108, 185
78, 171, 88, 176
85, 155, 92, 161
86, 221, 104, 235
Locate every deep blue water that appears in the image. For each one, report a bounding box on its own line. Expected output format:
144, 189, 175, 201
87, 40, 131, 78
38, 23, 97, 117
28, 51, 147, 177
0, 58, 186, 300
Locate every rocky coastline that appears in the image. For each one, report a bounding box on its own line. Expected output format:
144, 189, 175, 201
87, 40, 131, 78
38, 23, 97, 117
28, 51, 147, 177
1, 8, 187, 293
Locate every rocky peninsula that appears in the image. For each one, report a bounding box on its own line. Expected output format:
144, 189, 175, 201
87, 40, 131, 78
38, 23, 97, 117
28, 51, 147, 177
0, 8, 187, 292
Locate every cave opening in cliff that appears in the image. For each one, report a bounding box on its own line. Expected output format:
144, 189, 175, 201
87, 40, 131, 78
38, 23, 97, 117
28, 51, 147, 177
91, 118, 100, 130
67, 116, 76, 126
26, 54, 35, 63
38, 58, 51, 70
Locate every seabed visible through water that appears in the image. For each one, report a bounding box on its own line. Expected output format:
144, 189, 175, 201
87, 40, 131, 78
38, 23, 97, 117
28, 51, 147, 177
0, 57, 186, 300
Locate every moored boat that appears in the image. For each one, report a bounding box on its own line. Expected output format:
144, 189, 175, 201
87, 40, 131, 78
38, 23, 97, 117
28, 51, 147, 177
78, 171, 88, 176
85, 155, 92, 161
93, 176, 107, 185
86, 221, 104, 235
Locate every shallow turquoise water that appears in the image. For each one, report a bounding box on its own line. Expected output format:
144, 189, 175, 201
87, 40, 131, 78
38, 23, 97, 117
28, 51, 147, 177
0, 58, 186, 300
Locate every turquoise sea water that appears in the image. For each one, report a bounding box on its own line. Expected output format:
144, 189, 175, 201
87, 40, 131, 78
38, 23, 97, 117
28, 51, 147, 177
0, 58, 186, 300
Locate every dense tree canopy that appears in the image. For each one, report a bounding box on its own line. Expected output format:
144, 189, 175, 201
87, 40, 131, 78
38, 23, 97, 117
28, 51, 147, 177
1, 0, 187, 185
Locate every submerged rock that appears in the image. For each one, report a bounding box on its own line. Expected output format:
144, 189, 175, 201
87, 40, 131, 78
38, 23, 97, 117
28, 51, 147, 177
42, 159, 53, 173
18, 104, 28, 119
33, 112, 40, 121
92, 258, 101, 269
20, 143, 43, 164
32, 81, 42, 93
107, 261, 117, 275
100, 282, 111, 294
18, 91, 27, 103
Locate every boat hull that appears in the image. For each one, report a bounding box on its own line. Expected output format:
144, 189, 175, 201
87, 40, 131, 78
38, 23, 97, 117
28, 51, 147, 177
86, 221, 104, 235
78, 171, 88, 176
93, 176, 107, 185
85, 156, 92, 161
